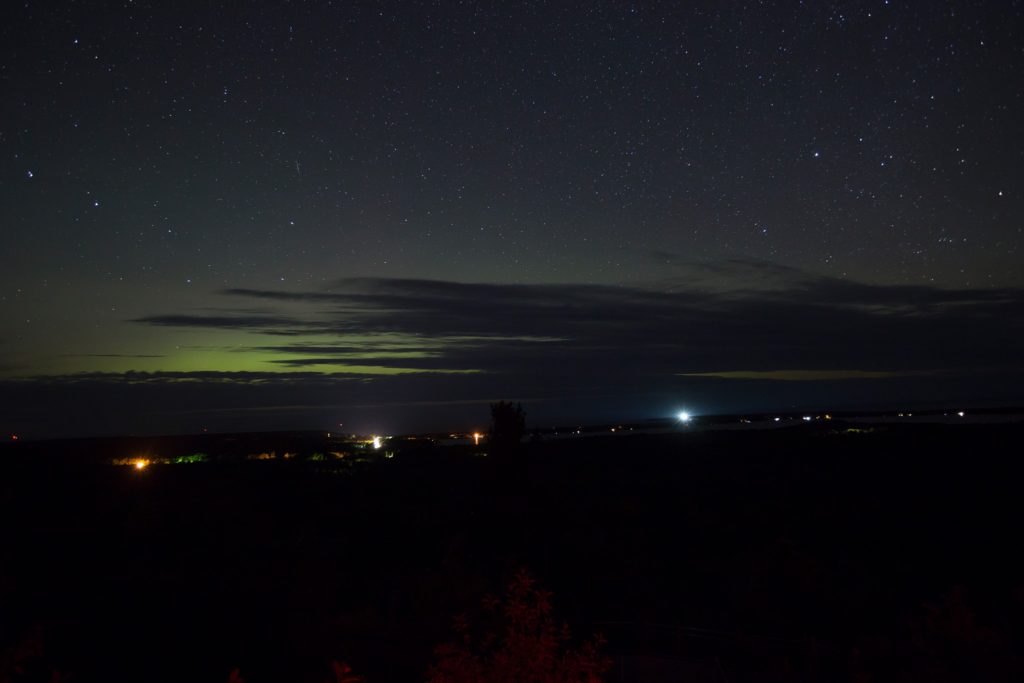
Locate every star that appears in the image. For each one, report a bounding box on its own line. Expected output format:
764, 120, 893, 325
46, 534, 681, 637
0, 0, 1020, 437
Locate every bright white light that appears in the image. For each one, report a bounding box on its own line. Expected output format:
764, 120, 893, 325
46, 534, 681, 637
957, 411, 965, 417
372, 436, 382, 449
677, 411, 691, 423
802, 416, 812, 422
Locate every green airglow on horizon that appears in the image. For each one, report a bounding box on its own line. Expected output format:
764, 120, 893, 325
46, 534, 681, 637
6, 326, 481, 378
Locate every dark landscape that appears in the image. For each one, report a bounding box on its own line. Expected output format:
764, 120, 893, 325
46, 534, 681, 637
3, 418, 1022, 681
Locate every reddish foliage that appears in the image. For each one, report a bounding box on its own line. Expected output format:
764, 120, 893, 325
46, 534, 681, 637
325, 660, 363, 683
427, 569, 610, 683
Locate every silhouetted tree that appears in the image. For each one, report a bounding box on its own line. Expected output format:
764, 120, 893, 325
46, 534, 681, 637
488, 401, 526, 457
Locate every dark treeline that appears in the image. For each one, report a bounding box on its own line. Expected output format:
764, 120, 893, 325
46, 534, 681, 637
1, 422, 1022, 681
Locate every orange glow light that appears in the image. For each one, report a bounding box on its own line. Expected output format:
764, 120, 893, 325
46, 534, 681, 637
134, 459, 148, 470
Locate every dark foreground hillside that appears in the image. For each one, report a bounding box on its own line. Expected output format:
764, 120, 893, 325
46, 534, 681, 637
1, 423, 1023, 682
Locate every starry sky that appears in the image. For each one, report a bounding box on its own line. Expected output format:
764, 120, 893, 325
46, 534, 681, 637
2, 1, 1022, 438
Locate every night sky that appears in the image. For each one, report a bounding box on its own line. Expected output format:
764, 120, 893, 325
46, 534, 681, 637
2, 1, 1022, 438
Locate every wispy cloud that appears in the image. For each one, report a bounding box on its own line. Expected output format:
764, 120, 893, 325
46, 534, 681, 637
125, 263, 1024, 378
133, 314, 309, 329
679, 369, 940, 381
4, 261, 1022, 437
62, 353, 167, 359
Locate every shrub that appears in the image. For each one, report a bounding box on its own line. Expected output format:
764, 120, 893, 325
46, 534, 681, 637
427, 569, 610, 683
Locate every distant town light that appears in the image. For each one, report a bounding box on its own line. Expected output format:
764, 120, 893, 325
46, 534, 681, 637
372, 436, 382, 449
134, 459, 148, 470
473, 432, 482, 445
677, 411, 691, 423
